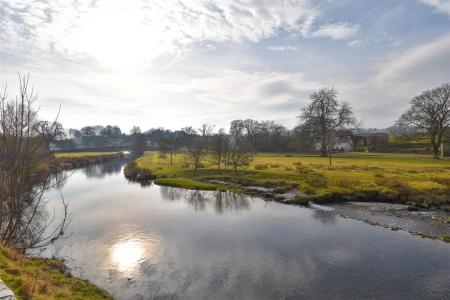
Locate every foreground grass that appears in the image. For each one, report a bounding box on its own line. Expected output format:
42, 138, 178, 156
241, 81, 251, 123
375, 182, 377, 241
0, 245, 112, 300
54, 152, 119, 158
132, 151, 450, 206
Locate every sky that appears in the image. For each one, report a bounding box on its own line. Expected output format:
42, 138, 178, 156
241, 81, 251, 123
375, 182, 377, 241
0, 0, 449, 132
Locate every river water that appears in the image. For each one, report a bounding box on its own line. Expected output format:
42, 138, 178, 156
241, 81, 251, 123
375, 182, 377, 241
44, 159, 450, 299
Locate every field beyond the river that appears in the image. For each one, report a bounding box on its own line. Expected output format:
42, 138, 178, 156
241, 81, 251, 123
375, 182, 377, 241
132, 151, 450, 207
54, 152, 119, 158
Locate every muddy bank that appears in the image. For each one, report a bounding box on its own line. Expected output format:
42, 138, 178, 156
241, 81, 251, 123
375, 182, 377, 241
323, 202, 450, 242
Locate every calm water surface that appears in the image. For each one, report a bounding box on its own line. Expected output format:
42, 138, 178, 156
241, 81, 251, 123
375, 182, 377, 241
45, 159, 450, 299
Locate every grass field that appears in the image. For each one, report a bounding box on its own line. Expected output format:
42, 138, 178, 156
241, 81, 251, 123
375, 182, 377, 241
0, 245, 112, 300
133, 151, 450, 206
54, 152, 119, 158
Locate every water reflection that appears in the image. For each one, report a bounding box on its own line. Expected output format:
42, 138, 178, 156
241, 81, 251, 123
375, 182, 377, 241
312, 209, 338, 225
214, 190, 250, 213
82, 159, 125, 178
43, 159, 450, 299
160, 186, 250, 213
109, 232, 159, 277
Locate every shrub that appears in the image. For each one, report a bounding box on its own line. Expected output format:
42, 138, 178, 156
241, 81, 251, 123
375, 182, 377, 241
431, 177, 450, 187
376, 178, 409, 190
306, 175, 327, 188
254, 163, 269, 170
374, 171, 384, 178
337, 178, 361, 188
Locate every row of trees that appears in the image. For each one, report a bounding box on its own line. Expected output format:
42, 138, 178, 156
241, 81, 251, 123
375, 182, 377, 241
296, 83, 449, 160
148, 82, 449, 171
70, 84, 449, 160
156, 124, 254, 174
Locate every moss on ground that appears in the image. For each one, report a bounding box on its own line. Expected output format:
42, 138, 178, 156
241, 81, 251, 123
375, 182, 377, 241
132, 151, 450, 207
0, 245, 112, 300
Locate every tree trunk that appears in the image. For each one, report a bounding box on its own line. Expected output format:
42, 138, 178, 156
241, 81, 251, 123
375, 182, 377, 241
320, 136, 327, 157
431, 132, 442, 159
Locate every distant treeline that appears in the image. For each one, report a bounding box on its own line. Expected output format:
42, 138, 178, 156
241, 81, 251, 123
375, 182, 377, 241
60, 120, 310, 152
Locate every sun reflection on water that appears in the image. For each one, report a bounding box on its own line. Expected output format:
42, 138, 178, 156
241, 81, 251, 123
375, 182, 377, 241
110, 233, 158, 275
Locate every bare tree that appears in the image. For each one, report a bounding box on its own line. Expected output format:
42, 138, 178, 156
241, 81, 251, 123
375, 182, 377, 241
184, 124, 214, 175
188, 135, 204, 175
211, 128, 228, 173
397, 83, 450, 159
243, 119, 259, 153
159, 135, 178, 164
33, 120, 65, 152
199, 123, 214, 153
228, 123, 253, 173
0, 74, 69, 251
133, 134, 147, 157
299, 87, 356, 161
130, 125, 141, 135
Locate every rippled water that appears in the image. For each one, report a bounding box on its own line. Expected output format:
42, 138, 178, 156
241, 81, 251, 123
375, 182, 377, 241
44, 159, 450, 299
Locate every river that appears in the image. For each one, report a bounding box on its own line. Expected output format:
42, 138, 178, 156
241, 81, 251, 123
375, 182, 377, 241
44, 159, 450, 299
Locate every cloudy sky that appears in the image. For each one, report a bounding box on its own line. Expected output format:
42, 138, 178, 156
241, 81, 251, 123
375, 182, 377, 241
1, 0, 449, 131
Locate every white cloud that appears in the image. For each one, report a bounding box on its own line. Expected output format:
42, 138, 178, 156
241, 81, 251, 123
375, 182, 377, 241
0, 0, 319, 70
420, 0, 450, 15
267, 45, 299, 51
309, 22, 360, 40
347, 39, 363, 48
374, 33, 450, 89
341, 33, 450, 127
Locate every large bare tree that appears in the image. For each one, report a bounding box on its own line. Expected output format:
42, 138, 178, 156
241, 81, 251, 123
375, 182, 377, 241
299, 87, 356, 157
0, 74, 69, 251
397, 83, 450, 159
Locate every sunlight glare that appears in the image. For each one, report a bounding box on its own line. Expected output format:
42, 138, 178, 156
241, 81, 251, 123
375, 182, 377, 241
111, 238, 145, 273
73, 2, 169, 70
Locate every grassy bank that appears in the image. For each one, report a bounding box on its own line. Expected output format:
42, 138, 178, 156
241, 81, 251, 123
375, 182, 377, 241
0, 245, 111, 299
129, 151, 450, 208
54, 152, 120, 158
52, 152, 123, 170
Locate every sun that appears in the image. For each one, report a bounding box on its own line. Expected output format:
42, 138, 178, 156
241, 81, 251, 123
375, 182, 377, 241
71, 2, 169, 70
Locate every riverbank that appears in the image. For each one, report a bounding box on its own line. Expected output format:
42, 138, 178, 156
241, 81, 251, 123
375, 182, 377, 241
125, 151, 450, 210
51, 152, 124, 170
323, 202, 450, 243
0, 244, 112, 299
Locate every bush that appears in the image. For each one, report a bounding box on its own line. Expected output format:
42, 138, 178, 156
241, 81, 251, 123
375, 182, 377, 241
337, 178, 361, 188
431, 177, 450, 187
376, 178, 410, 190
306, 175, 327, 188
374, 171, 384, 178
254, 163, 269, 170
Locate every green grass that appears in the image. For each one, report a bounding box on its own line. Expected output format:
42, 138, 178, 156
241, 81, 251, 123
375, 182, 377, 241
135, 151, 450, 205
0, 245, 112, 300
54, 152, 119, 158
